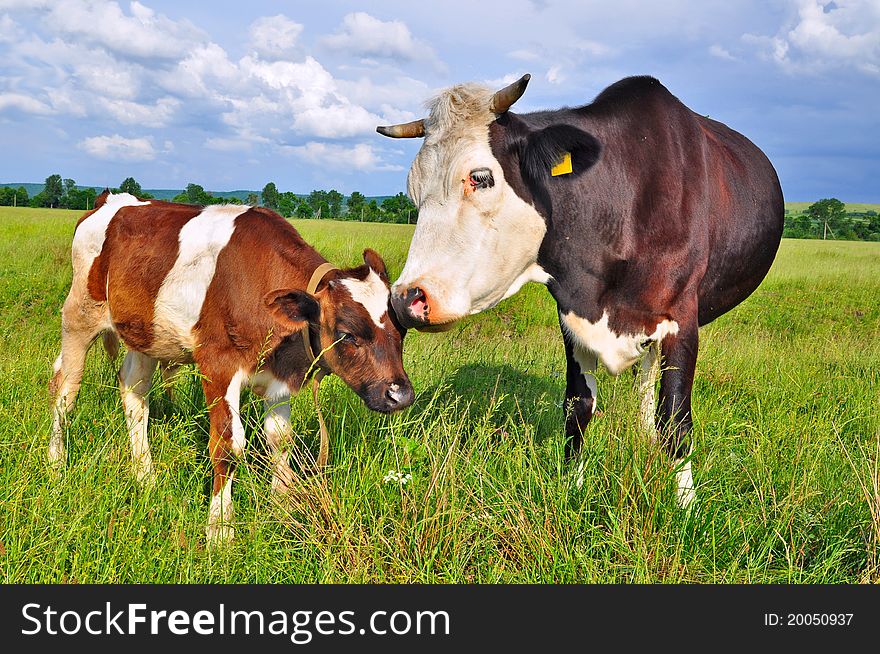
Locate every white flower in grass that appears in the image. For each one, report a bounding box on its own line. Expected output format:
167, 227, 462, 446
383, 469, 412, 485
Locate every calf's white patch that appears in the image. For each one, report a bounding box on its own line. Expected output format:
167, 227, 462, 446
71, 193, 150, 273
153, 204, 249, 351
225, 368, 248, 457
340, 269, 389, 328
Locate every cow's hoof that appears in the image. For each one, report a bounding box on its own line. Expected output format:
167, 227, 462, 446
568, 459, 587, 490
675, 460, 696, 509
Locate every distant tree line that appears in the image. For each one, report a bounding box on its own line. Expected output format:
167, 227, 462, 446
170, 183, 240, 206
5, 174, 156, 210
8, 175, 419, 223
0, 185, 28, 207
172, 181, 417, 224
784, 198, 880, 241
15, 177, 880, 238
258, 182, 416, 224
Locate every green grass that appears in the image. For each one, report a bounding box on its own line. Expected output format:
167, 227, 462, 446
1, 207, 878, 583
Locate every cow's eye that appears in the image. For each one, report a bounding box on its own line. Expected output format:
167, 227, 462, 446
468, 168, 494, 190
335, 330, 357, 346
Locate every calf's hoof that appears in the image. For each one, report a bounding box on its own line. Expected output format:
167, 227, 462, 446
205, 522, 235, 548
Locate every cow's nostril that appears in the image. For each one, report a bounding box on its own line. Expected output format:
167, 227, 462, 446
391, 287, 429, 329
405, 286, 428, 320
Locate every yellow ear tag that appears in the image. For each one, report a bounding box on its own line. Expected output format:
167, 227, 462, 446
551, 152, 573, 176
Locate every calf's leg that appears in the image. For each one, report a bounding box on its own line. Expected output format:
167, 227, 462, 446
201, 368, 247, 546
119, 351, 158, 485
262, 396, 299, 493
49, 294, 107, 470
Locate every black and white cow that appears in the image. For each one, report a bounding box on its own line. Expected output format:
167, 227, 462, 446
378, 74, 784, 505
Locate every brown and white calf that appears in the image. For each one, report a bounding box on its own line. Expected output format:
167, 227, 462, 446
49, 191, 413, 544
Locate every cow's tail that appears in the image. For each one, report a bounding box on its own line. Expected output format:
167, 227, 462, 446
101, 330, 120, 360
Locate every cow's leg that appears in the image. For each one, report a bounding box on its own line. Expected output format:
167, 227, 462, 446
262, 397, 299, 493
48, 296, 105, 470
638, 341, 660, 438
658, 314, 699, 508
119, 351, 158, 485
560, 315, 598, 460
201, 370, 245, 546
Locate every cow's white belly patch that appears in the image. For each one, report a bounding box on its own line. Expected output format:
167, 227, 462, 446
561, 310, 679, 376
153, 205, 249, 350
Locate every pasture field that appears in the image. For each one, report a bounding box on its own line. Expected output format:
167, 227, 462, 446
1, 206, 878, 583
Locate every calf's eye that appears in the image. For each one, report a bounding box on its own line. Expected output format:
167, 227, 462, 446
335, 330, 357, 346
468, 168, 494, 190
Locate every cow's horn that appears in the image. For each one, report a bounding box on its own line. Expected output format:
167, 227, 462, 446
376, 119, 426, 139
490, 73, 531, 114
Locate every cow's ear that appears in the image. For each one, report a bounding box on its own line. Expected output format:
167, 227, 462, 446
264, 289, 320, 333
521, 124, 601, 183
363, 248, 389, 285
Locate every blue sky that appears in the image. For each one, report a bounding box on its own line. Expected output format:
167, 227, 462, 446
0, 0, 877, 200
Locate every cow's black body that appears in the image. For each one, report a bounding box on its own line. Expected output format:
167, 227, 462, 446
489, 76, 784, 458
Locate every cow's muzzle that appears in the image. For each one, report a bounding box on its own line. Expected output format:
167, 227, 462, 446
391, 286, 430, 329
392, 285, 460, 332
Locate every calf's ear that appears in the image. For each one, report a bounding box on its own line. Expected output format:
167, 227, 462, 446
363, 248, 389, 284
264, 289, 320, 332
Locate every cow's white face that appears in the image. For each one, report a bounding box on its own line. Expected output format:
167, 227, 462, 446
388, 83, 550, 329
395, 135, 547, 327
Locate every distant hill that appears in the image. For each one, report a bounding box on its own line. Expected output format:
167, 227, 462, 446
0, 183, 394, 204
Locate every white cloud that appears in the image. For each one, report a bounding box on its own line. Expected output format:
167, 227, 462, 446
1, 2, 422, 171
163, 42, 240, 97
744, 0, 880, 76
42, 0, 205, 60
508, 49, 541, 61
79, 134, 156, 161
483, 72, 524, 88
98, 96, 180, 127
223, 55, 387, 139
572, 39, 612, 57
709, 44, 737, 61
546, 65, 564, 84
282, 142, 402, 172
74, 59, 140, 100
249, 15, 303, 59
204, 136, 255, 152
0, 91, 53, 114
0, 13, 17, 41
322, 12, 445, 71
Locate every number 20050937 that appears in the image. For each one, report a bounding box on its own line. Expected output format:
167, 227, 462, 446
764, 613, 853, 627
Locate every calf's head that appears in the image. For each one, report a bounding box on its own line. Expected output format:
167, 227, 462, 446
265, 249, 413, 414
